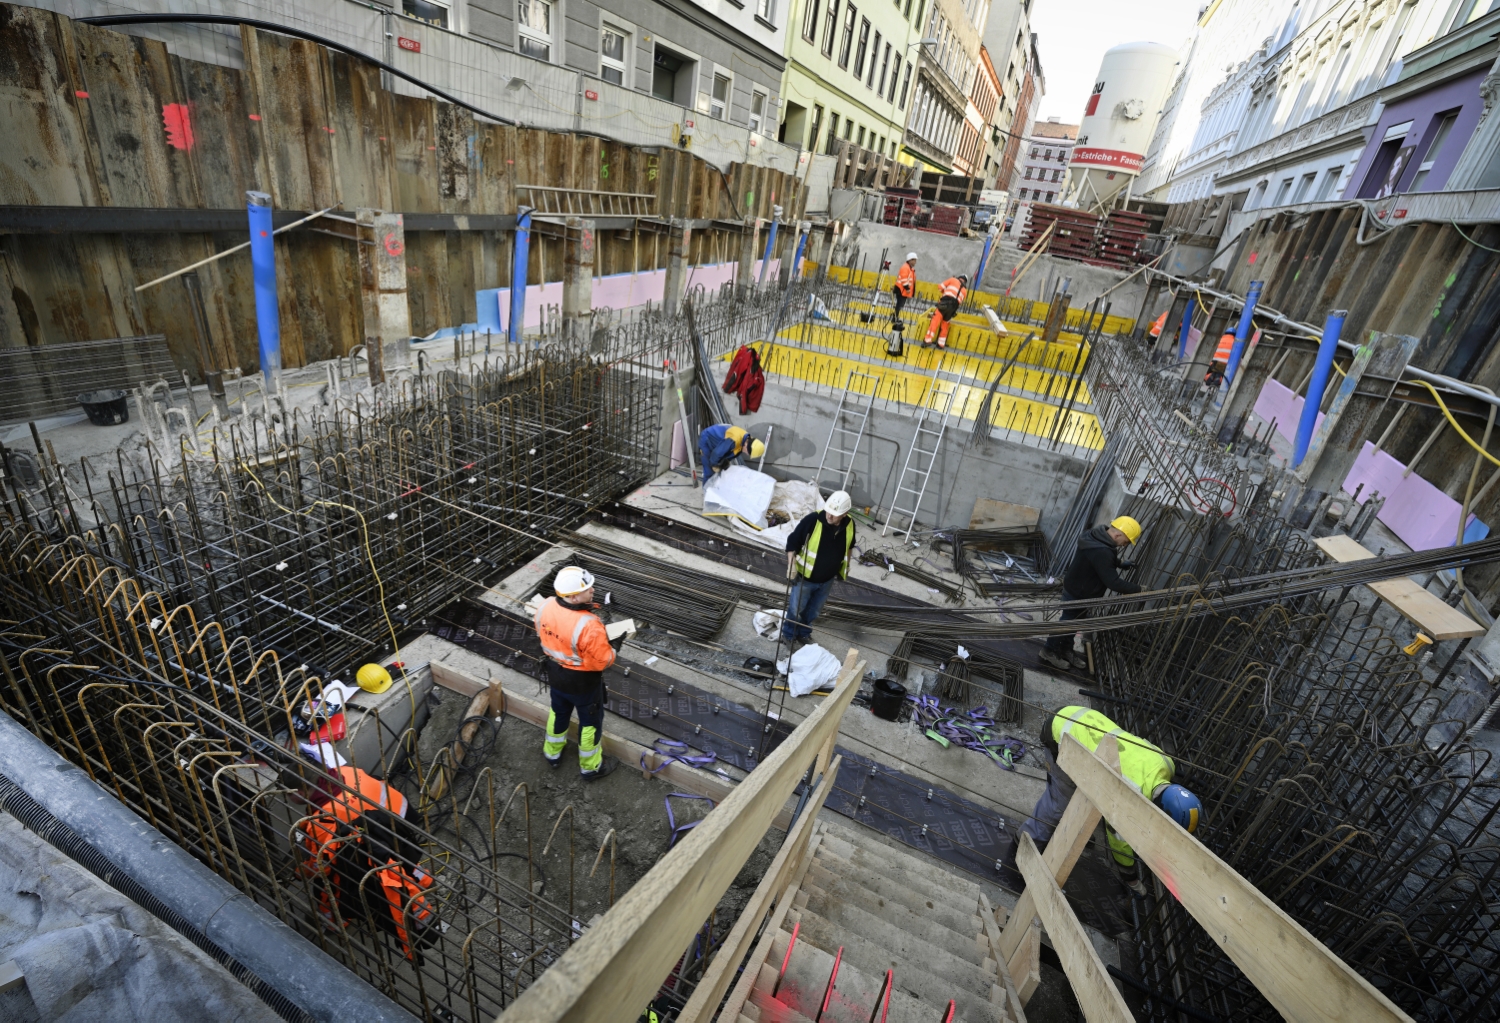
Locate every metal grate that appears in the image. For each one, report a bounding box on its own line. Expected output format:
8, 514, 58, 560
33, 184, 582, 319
0, 335, 178, 424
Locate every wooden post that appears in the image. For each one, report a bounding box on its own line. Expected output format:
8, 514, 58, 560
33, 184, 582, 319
1016, 831, 1134, 1022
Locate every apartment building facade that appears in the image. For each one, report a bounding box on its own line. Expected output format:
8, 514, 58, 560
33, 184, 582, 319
955, 46, 1002, 175
776, 0, 925, 156
1014, 117, 1074, 203
992, 33, 1042, 193
904, 0, 992, 170
457, 0, 789, 131
980, 0, 1036, 187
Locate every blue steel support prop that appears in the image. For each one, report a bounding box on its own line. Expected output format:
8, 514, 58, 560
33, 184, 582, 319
759, 214, 781, 285
1293, 309, 1347, 467
791, 225, 809, 280
509, 208, 532, 345
1175, 296, 1197, 362
246, 191, 280, 395
973, 230, 996, 301
1222, 279, 1263, 384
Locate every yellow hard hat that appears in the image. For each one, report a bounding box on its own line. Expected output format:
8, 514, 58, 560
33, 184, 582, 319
749, 439, 766, 460
1110, 516, 1142, 544
356, 663, 393, 694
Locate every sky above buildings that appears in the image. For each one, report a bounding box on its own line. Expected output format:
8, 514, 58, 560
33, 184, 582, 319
1030, 0, 1203, 124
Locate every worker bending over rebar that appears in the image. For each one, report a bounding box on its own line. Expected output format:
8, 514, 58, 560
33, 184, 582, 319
537, 566, 626, 780
698, 423, 765, 484
922, 273, 968, 349
782, 491, 854, 648
1007, 706, 1202, 897
1039, 515, 1142, 673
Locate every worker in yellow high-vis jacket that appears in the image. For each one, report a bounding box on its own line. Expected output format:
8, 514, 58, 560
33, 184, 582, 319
1012, 706, 1202, 896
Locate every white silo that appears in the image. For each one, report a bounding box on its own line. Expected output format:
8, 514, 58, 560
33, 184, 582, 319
1068, 42, 1178, 208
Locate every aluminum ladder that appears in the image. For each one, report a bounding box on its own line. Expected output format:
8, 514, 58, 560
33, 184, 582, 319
813, 370, 880, 495
883, 361, 973, 538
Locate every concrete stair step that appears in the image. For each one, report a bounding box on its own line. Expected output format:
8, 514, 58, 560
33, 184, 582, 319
804, 859, 981, 937
766, 928, 937, 1023
748, 987, 817, 1023
814, 830, 983, 904
788, 905, 1001, 1018
802, 883, 987, 971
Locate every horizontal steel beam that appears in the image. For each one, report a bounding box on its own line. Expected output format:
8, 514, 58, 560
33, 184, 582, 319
0, 206, 520, 234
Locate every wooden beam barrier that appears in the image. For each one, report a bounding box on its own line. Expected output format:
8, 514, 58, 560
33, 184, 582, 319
995, 736, 1116, 988
500, 649, 866, 1023
1016, 831, 1133, 1023
677, 755, 842, 1022
1057, 734, 1416, 1023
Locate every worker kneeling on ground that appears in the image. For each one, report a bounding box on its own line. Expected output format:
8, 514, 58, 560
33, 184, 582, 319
782, 490, 855, 647
298, 763, 439, 960
537, 566, 625, 780
892, 252, 918, 327
1039, 515, 1142, 673
698, 423, 766, 484
1010, 706, 1202, 897
923, 273, 968, 349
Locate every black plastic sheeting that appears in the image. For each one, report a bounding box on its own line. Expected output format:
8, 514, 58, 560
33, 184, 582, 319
427, 600, 1132, 934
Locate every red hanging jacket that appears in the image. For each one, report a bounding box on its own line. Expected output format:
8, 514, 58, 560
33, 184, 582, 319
721, 345, 765, 414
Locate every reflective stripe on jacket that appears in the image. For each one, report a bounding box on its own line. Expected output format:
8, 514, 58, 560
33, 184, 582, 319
536, 596, 616, 672
939, 276, 966, 301
1051, 705, 1174, 797
1212, 333, 1235, 364
896, 264, 917, 297
793, 515, 854, 580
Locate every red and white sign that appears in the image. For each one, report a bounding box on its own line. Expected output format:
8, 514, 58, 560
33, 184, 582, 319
397, 36, 421, 52
584, 89, 598, 101
1070, 146, 1144, 173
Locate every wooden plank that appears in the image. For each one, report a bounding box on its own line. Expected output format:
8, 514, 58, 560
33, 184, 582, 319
1313, 535, 1483, 639
501, 649, 865, 1023
977, 892, 1027, 1023
1016, 831, 1133, 1023
997, 736, 1114, 977
1058, 735, 1416, 1023
969, 499, 1041, 530
677, 758, 841, 1022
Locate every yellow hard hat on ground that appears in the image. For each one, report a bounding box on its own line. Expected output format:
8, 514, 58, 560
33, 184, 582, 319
356, 663, 393, 694
1110, 516, 1142, 544
749, 439, 766, 460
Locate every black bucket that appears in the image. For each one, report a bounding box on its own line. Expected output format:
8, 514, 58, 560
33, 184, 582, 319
870, 677, 907, 721
78, 389, 129, 426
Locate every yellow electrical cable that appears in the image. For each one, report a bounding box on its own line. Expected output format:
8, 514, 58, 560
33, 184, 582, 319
234, 460, 416, 730
1413, 379, 1500, 468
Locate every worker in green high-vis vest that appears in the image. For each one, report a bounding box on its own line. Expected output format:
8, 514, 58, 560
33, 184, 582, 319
1010, 706, 1203, 896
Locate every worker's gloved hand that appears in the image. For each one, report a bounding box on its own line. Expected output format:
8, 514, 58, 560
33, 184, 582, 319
1118, 561, 1137, 571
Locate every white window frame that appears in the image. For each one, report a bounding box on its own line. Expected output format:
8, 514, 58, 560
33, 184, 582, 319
710, 68, 733, 120
599, 19, 633, 87
517, 0, 555, 63
749, 87, 769, 133
756, 0, 777, 25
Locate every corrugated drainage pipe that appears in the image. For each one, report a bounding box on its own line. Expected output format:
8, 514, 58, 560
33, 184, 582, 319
0, 710, 417, 1023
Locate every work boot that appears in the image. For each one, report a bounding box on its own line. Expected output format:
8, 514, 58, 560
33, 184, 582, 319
1070, 652, 1090, 672
1038, 650, 1072, 672
582, 756, 619, 782
544, 752, 563, 769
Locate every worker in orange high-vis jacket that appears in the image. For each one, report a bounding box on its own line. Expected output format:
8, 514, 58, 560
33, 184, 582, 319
891, 252, 919, 327
922, 273, 968, 349
1205, 331, 1235, 387
536, 566, 624, 780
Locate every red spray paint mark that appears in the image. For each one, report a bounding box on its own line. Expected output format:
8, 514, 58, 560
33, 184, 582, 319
383, 232, 405, 257
1247, 252, 1258, 265
248, 113, 262, 121
1158, 865, 1180, 901
74, 90, 89, 98
260, 231, 269, 238
161, 102, 194, 150
322, 126, 335, 134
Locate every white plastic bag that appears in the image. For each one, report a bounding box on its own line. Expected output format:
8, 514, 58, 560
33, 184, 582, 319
775, 643, 841, 697
752, 608, 784, 639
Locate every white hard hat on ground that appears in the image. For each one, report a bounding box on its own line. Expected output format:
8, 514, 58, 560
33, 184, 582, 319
554, 566, 595, 596
825, 491, 853, 516
906, 252, 919, 262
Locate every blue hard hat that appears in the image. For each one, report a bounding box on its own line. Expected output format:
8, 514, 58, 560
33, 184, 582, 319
1158, 784, 1202, 833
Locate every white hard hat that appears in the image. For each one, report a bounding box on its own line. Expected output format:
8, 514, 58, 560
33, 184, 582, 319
554, 566, 595, 596
825, 491, 853, 516
905, 252, 919, 262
